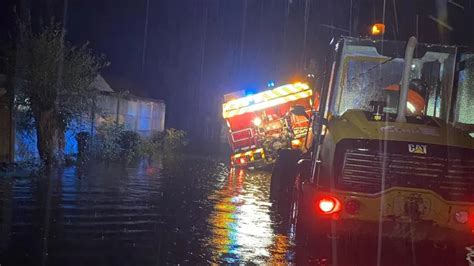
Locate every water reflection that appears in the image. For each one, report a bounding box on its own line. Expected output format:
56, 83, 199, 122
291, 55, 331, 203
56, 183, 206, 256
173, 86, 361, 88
0, 156, 291, 265
208, 168, 290, 264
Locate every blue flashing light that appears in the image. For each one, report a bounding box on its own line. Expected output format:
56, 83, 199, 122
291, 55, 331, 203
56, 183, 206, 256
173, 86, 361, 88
244, 88, 257, 96
267, 81, 275, 88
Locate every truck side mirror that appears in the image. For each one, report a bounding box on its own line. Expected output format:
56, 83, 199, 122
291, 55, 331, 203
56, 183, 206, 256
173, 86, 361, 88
291, 105, 309, 119
297, 158, 312, 181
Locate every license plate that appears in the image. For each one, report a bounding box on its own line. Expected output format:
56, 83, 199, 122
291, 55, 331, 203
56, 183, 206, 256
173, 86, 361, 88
390, 193, 431, 220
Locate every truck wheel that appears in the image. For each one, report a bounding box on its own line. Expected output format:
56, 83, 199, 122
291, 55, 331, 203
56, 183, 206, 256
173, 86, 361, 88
294, 183, 308, 245
295, 191, 332, 265
270, 149, 301, 204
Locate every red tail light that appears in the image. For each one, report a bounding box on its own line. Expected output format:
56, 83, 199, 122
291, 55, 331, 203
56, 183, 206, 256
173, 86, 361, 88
345, 199, 360, 215
319, 198, 335, 213
317, 196, 341, 214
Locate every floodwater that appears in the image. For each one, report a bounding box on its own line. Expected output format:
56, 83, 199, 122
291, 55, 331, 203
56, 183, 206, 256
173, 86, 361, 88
0, 156, 290, 265
0, 155, 470, 265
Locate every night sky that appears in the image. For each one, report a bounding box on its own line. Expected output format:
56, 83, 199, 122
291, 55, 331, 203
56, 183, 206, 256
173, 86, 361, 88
1, 0, 473, 138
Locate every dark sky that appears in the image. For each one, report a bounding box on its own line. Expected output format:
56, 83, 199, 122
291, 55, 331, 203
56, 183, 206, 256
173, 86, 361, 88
1, 0, 473, 137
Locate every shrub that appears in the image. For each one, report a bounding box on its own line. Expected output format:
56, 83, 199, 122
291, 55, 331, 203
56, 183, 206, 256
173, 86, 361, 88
150, 131, 166, 150
93, 124, 188, 162
119, 131, 141, 163
140, 131, 165, 158
140, 129, 187, 158
164, 128, 188, 153
95, 122, 125, 162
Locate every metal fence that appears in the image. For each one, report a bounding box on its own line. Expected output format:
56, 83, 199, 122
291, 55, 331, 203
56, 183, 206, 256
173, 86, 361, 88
97, 93, 166, 136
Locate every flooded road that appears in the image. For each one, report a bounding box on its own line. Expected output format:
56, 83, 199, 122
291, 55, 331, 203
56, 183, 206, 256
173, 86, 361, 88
0, 156, 290, 265
206, 168, 290, 264
0, 155, 470, 265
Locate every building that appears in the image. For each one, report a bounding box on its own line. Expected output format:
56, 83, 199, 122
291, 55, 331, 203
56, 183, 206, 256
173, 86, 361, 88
1, 75, 165, 163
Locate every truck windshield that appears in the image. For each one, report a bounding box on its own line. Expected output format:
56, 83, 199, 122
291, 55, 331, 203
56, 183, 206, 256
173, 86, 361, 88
332, 39, 456, 118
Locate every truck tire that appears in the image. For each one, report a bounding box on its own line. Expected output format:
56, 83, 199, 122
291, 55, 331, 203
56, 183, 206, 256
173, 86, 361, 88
296, 197, 363, 265
296, 200, 333, 265
270, 149, 301, 205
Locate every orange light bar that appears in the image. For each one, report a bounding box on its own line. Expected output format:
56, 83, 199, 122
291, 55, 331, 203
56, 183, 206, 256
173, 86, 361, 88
371, 23, 385, 36
222, 83, 311, 119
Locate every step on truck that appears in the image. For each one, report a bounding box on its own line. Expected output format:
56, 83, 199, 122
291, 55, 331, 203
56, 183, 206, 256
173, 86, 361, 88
271, 36, 474, 264
222, 82, 317, 168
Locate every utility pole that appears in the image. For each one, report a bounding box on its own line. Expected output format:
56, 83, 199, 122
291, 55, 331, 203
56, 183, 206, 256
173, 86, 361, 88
392, 0, 399, 40
416, 14, 419, 41
238, 0, 248, 81
349, 0, 353, 36
300, 0, 311, 70
196, 6, 208, 133
141, 0, 151, 75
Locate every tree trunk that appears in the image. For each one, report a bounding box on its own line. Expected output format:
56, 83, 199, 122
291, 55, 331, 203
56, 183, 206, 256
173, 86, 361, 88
35, 109, 58, 166
56, 121, 66, 164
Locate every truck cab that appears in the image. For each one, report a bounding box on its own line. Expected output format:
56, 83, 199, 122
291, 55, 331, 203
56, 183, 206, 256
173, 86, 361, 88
222, 83, 315, 168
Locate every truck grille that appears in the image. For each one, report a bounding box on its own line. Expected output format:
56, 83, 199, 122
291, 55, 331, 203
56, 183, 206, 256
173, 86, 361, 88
336, 142, 474, 202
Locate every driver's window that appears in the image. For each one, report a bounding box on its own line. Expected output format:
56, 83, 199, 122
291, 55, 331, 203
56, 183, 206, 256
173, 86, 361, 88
455, 53, 474, 126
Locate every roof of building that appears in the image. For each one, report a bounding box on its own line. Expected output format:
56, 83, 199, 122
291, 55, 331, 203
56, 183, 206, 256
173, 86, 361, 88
89, 74, 164, 104
89, 75, 114, 92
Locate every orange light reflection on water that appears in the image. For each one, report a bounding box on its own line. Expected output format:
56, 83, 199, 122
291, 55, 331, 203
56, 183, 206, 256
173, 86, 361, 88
208, 168, 290, 264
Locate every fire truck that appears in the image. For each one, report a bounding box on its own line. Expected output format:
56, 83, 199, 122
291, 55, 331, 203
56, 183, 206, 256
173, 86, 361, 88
271, 35, 474, 263
222, 82, 316, 168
